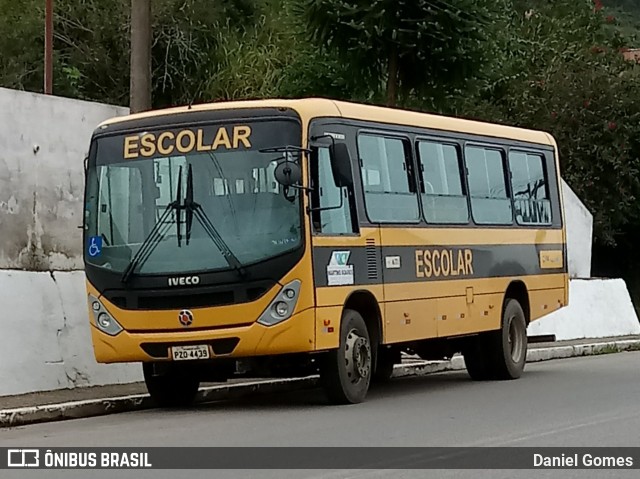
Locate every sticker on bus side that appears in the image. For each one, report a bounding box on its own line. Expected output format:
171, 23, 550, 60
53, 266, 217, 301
385, 256, 401, 269
539, 250, 563, 269
327, 251, 354, 286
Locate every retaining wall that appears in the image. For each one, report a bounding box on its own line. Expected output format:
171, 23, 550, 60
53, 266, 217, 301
0, 270, 142, 397
0, 87, 128, 270
528, 278, 640, 341
562, 180, 593, 278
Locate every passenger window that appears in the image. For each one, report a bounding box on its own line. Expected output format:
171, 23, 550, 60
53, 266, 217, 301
358, 134, 419, 223
509, 151, 552, 225
465, 146, 512, 225
311, 147, 355, 234
418, 141, 469, 224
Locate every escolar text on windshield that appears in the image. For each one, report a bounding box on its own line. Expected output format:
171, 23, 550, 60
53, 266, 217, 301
123, 125, 252, 159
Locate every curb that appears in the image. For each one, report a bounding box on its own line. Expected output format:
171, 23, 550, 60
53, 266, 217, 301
2, 339, 639, 428
0, 377, 318, 429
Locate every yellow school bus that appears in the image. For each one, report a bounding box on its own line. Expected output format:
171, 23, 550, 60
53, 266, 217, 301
83, 98, 568, 406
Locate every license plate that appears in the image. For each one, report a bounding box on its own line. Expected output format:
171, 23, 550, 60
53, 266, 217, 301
171, 345, 210, 361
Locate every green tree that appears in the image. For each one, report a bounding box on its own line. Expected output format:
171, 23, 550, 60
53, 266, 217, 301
199, 0, 353, 102
456, 0, 640, 306
0, 0, 259, 107
465, 0, 640, 247
0, 0, 48, 93
300, 0, 510, 107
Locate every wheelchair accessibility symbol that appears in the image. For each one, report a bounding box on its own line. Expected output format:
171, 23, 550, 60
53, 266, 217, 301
88, 236, 102, 258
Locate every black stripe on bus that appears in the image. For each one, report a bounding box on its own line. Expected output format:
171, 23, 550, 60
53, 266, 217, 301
312, 244, 566, 288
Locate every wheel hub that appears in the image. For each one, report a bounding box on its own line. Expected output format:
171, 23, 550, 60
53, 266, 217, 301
345, 330, 371, 383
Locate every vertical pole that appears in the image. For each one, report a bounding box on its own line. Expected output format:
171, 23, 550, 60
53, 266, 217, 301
44, 0, 53, 94
130, 0, 152, 113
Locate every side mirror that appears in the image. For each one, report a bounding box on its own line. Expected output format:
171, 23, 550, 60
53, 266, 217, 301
329, 143, 353, 188
274, 161, 302, 187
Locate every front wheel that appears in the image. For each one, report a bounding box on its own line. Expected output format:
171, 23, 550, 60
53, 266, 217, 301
320, 309, 372, 404
143, 362, 200, 408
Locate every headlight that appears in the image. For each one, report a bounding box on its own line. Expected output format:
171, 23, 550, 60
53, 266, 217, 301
273, 301, 289, 317
88, 294, 124, 336
257, 280, 301, 326
97, 313, 111, 328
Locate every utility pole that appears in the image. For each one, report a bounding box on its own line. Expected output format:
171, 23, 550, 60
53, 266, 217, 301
130, 0, 152, 113
44, 0, 53, 94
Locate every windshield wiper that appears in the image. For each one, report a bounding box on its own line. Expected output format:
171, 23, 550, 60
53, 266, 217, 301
184, 164, 246, 278
121, 167, 184, 283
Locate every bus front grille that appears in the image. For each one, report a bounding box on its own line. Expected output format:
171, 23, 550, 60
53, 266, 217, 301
102, 283, 271, 311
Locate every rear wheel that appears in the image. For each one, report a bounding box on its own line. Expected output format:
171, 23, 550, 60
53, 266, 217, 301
320, 309, 372, 404
494, 298, 528, 379
462, 336, 492, 381
143, 362, 200, 407
462, 298, 527, 381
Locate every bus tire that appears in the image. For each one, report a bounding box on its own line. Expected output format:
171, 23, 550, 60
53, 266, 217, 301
143, 362, 200, 408
372, 347, 399, 383
462, 298, 527, 381
490, 298, 528, 380
320, 309, 372, 404
462, 336, 492, 381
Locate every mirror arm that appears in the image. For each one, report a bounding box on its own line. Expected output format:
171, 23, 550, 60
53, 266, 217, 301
307, 188, 345, 213
287, 184, 313, 192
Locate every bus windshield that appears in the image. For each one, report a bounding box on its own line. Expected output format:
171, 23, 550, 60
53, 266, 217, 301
84, 119, 302, 277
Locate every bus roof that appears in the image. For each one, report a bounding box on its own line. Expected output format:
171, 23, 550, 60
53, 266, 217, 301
98, 98, 555, 146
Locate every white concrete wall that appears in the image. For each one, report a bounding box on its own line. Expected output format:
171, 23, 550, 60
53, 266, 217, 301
0, 89, 138, 397
528, 278, 640, 340
0, 270, 141, 397
562, 180, 593, 278
0, 88, 129, 270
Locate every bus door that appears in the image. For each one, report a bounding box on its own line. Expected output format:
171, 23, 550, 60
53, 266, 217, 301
309, 137, 366, 347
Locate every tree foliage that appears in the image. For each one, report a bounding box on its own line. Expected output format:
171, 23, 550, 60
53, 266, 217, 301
0, 0, 259, 106
299, 0, 510, 106
459, 0, 640, 248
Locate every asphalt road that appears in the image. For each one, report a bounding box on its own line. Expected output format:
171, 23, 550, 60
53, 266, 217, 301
2, 352, 639, 479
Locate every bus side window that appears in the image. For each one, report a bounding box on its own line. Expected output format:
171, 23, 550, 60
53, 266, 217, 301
358, 134, 419, 223
311, 147, 356, 234
509, 151, 552, 225
465, 146, 513, 225
418, 140, 469, 224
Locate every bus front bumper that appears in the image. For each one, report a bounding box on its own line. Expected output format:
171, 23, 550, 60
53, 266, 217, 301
90, 308, 316, 363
